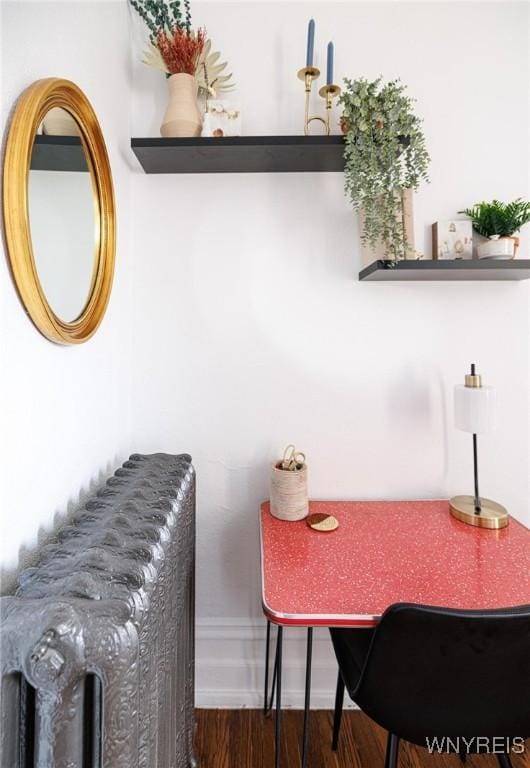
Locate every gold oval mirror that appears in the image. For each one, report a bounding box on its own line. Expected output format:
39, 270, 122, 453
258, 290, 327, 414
2, 78, 115, 344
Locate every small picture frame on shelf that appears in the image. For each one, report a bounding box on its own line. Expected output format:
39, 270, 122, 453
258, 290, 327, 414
432, 220, 473, 260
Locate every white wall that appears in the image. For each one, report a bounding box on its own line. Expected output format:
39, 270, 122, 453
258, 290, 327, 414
0, 1, 135, 590
130, 2, 530, 705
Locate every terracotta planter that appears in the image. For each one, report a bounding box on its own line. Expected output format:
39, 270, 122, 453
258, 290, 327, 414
160, 73, 202, 138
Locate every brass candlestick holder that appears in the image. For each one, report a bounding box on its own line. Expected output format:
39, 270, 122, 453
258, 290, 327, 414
297, 66, 341, 135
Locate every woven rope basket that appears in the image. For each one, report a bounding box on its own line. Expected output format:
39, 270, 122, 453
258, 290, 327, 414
270, 462, 308, 521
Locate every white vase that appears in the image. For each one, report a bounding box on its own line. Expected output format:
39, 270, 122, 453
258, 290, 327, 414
42, 107, 79, 136
160, 74, 202, 138
477, 235, 517, 260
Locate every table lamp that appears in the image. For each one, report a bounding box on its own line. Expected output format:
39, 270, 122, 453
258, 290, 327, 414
450, 363, 509, 529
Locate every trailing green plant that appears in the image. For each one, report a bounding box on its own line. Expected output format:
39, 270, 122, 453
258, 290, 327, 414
459, 199, 530, 238
340, 77, 430, 260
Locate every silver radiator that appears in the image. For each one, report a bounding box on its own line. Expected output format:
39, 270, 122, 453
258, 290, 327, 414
0, 452, 196, 768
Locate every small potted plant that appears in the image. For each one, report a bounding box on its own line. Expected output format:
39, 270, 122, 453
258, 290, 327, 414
340, 77, 430, 262
459, 199, 530, 259
130, 0, 233, 137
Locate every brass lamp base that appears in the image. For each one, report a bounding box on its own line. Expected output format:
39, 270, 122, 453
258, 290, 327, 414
449, 496, 509, 529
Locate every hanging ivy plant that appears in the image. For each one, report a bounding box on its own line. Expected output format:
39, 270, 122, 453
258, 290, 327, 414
340, 77, 430, 261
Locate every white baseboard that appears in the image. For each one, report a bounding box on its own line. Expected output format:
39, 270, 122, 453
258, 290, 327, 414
195, 618, 359, 710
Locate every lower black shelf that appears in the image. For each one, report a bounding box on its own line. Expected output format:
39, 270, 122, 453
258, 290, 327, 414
359, 259, 530, 282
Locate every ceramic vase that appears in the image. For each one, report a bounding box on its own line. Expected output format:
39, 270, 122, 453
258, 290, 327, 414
160, 73, 202, 138
477, 235, 518, 260
42, 107, 79, 136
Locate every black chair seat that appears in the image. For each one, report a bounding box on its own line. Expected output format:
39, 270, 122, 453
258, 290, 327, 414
329, 603, 530, 768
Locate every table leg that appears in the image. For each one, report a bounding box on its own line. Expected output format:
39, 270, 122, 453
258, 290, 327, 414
332, 671, 345, 751
274, 626, 283, 768
268, 627, 279, 713
301, 627, 313, 768
264, 620, 271, 714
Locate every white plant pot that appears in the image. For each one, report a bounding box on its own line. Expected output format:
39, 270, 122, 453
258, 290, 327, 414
160, 73, 202, 138
477, 235, 516, 260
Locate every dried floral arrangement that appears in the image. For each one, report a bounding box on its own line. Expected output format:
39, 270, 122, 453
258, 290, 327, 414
130, 0, 234, 97
341, 77, 430, 261
195, 40, 234, 100
155, 27, 205, 75
129, 0, 191, 35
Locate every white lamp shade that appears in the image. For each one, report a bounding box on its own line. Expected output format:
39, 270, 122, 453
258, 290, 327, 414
454, 384, 496, 434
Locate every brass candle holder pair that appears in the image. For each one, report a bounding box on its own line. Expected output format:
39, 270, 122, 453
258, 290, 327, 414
297, 66, 341, 135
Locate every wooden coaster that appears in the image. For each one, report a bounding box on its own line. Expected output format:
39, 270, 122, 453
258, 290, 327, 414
306, 513, 339, 532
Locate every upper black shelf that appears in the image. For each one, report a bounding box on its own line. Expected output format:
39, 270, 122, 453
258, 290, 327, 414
131, 135, 345, 174
359, 259, 530, 281
31, 135, 87, 172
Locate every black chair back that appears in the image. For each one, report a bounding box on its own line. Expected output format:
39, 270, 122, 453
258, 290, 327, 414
353, 603, 530, 747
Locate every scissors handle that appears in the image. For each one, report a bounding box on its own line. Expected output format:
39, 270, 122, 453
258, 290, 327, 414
281, 445, 306, 470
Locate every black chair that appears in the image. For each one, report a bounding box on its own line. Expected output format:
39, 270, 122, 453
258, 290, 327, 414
330, 603, 530, 767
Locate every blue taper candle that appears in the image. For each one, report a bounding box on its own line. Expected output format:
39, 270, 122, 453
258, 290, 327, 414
306, 19, 315, 67
326, 41, 334, 84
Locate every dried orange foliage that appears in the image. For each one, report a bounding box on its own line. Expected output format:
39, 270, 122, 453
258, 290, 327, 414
157, 27, 206, 75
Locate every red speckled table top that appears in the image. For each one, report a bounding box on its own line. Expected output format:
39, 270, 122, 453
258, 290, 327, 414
260, 500, 530, 627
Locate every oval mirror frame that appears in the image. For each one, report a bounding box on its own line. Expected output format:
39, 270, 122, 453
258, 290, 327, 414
2, 78, 115, 344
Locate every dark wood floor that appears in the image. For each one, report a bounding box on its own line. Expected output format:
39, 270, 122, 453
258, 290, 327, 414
195, 710, 529, 768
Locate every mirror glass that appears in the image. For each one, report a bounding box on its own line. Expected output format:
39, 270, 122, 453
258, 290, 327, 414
28, 107, 96, 322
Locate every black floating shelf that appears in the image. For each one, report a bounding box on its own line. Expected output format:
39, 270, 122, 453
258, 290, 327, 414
359, 259, 530, 282
131, 135, 345, 174
31, 135, 88, 172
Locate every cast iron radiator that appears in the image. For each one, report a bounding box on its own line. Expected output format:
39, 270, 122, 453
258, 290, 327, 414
0, 452, 196, 768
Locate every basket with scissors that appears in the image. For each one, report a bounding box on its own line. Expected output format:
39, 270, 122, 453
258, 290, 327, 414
270, 445, 308, 521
